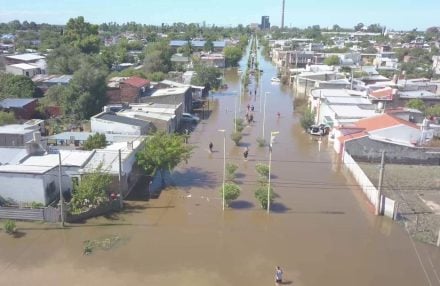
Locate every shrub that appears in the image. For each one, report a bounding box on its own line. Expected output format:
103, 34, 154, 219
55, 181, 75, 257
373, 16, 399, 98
226, 163, 238, 181
219, 182, 241, 206
300, 109, 315, 131
256, 137, 266, 147
234, 118, 245, 132
230, 131, 243, 146
30, 202, 44, 209
255, 163, 269, 184
3, 220, 16, 234
254, 186, 274, 209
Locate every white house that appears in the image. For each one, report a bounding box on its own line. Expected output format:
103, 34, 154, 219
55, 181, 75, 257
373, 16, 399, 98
6, 63, 41, 77
91, 111, 151, 135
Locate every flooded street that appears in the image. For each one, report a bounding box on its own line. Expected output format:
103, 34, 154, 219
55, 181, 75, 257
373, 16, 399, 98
1, 47, 439, 286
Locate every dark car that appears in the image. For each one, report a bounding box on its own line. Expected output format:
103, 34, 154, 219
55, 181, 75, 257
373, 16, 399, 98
192, 100, 204, 109
307, 124, 330, 136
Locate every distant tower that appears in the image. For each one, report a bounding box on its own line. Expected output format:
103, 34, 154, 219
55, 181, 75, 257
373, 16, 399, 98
281, 0, 285, 29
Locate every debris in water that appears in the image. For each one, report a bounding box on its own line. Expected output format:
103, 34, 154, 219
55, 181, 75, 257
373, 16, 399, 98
83, 234, 121, 255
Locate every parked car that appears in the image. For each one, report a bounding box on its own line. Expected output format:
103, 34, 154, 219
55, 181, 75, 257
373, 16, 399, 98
192, 100, 204, 109
307, 124, 330, 136
181, 113, 200, 123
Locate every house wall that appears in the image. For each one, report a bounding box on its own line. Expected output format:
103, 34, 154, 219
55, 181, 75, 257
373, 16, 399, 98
0, 169, 71, 205
7, 101, 37, 119
0, 132, 33, 146
106, 88, 122, 104
91, 118, 144, 135
5, 65, 39, 77
119, 84, 140, 103
345, 137, 440, 165
142, 91, 191, 113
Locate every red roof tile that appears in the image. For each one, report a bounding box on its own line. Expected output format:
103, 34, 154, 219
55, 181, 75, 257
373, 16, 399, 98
123, 76, 150, 88
338, 113, 418, 143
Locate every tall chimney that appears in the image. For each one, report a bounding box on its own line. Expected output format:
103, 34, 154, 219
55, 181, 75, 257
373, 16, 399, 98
281, 0, 285, 29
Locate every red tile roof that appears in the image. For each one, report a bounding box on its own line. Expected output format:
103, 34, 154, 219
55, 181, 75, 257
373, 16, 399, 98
368, 87, 395, 101
338, 113, 418, 143
123, 76, 150, 88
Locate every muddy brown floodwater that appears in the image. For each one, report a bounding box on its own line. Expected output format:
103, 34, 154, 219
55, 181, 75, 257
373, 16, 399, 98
0, 43, 439, 286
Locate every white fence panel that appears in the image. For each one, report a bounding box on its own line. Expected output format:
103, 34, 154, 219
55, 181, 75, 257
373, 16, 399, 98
343, 151, 395, 219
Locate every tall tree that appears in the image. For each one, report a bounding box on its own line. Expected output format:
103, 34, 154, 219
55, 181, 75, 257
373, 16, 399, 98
136, 131, 193, 187
191, 63, 222, 90
0, 74, 39, 99
62, 59, 108, 119
64, 16, 100, 54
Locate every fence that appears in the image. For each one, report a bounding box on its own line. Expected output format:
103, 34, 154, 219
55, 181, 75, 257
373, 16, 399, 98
0, 206, 60, 222
343, 151, 396, 219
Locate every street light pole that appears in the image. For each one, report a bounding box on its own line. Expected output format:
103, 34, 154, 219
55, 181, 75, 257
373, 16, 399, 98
218, 129, 226, 211
234, 95, 237, 132
262, 92, 269, 140
267, 131, 279, 213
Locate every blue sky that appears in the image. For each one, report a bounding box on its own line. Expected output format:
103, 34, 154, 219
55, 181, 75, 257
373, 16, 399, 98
0, 0, 438, 30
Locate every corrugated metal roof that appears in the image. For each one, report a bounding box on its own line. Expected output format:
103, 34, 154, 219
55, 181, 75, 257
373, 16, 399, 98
0, 98, 37, 108
21, 150, 94, 168
97, 113, 150, 128
0, 148, 28, 165
6, 53, 45, 62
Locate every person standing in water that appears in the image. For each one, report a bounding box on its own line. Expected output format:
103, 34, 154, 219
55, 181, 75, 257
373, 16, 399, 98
275, 266, 283, 285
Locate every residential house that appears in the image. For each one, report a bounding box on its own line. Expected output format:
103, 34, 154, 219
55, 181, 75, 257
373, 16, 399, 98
169, 40, 226, 52
106, 76, 150, 104
0, 120, 44, 147
91, 111, 151, 135
143, 85, 193, 113
81, 138, 146, 196
0, 149, 93, 206
0, 98, 37, 119
333, 114, 438, 164
309, 88, 376, 127
5, 63, 41, 77
199, 53, 225, 68
4, 53, 46, 76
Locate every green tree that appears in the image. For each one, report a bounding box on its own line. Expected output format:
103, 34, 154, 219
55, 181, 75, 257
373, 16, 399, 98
300, 109, 315, 131
191, 63, 222, 90
220, 182, 241, 206
136, 131, 193, 187
230, 131, 243, 146
354, 23, 364, 31
62, 60, 108, 119
406, 99, 426, 112
226, 163, 238, 181
254, 186, 274, 209
0, 111, 16, 126
204, 39, 214, 52
224, 46, 243, 67
46, 45, 82, 74
143, 41, 173, 74
426, 104, 440, 117
255, 163, 269, 186
83, 133, 107, 150
323, 55, 340, 66
64, 16, 100, 54
70, 165, 112, 213
0, 74, 39, 98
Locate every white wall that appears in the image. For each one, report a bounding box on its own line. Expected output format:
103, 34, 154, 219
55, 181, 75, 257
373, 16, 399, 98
5, 66, 39, 77
0, 173, 47, 204
91, 117, 142, 135
0, 169, 72, 205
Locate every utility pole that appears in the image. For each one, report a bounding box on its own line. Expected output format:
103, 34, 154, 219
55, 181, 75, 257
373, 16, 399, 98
376, 151, 385, 215
58, 152, 64, 227
118, 149, 123, 208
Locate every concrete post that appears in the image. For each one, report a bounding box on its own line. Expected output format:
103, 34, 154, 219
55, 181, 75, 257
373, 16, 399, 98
437, 229, 440, 247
